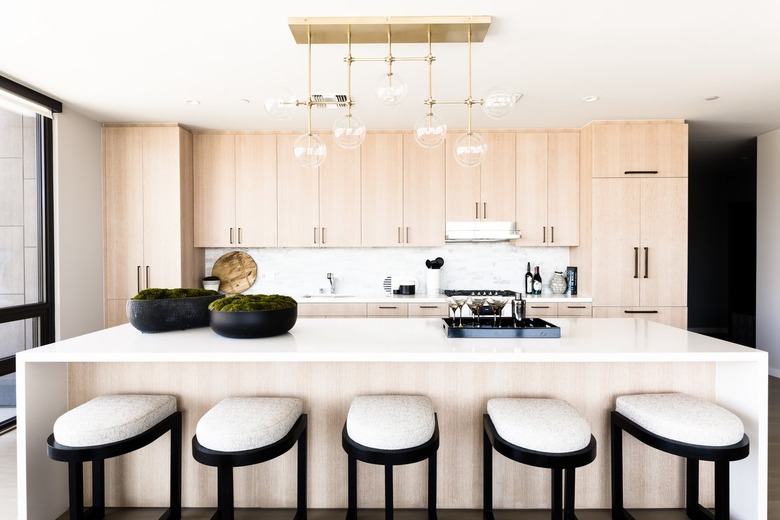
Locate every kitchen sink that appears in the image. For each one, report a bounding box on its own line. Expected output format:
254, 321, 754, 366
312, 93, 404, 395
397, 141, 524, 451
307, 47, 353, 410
300, 294, 355, 298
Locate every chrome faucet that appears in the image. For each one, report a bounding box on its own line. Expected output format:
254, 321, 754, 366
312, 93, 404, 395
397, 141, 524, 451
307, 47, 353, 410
327, 273, 335, 294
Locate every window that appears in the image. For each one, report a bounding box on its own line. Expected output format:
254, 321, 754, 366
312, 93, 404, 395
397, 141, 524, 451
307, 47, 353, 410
0, 76, 60, 431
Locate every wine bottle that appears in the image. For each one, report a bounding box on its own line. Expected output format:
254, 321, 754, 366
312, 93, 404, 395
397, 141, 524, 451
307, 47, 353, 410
533, 266, 543, 295
525, 262, 533, 295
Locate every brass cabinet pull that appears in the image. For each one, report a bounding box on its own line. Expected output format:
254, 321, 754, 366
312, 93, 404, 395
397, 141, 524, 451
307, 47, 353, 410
483, 202, 487, 219
229, 227, 234, 245
137, 266, 141, 293
551, 226, 554, 243
644, 247, 649, 278
634, 247, 639, 278
475, 202, 479, 219
313, 227, 318, 244
321, 227, 326, 245
238, 227, 242, 244
542, 226, 546, 243
624, 310, 658, 314
406, 227, 410, 244
146, 266, 150, 289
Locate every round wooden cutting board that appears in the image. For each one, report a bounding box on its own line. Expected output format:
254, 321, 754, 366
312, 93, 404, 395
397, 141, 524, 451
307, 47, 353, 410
211, 251, 257, 294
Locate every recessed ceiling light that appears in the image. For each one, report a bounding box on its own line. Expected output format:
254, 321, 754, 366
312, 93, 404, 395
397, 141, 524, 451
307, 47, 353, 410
185, 99, 201, 105
705, 96, 720, 101
581, 95, 600, 103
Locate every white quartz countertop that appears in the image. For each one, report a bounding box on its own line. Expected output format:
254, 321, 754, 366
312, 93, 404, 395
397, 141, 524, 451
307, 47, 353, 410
18, 318, 763, 364
295, 293, 592, 304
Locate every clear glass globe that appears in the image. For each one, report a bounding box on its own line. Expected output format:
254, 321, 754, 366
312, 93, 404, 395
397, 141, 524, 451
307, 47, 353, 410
293, 133, 327, 168
413, 113, 447, 148
264, 89, 297, 120
482, 86, 516, 119
454, 132, 487, 167
332, 114, 366, 149
375, 72, 407, 107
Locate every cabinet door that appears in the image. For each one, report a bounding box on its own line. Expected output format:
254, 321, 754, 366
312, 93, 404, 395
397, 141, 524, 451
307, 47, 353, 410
546, 133, 579, 246
361, 134, 404, 246
193, 134, 236, 247
621, 124, 688, 178
142, 127, 184, 289
235, 135, 277, 247
593, 306, 688, 329
277, 134, 320, 247
639, 178, 688, 306
525, 302, 557, 317
367, 303, 408, 318
408, 303, 448, 317
104, 126, 144, 299
319, 135, 361, 247
557, 302, 592, 317
403, 134, 445, 246
445, 135, 481, 221
480, 133, 516, 221
515, 133, 548, 245
592, 179, 641, 306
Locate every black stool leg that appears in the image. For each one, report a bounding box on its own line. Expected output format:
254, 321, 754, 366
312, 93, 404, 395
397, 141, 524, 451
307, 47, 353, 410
169, 416, 182, 520
92, 459, 105, 518
551, 468, 563, 520
68, 462, 84, 520
428, 451, 437, 520
217, 465, 234, 520
686, 458, 699, 518
385, 464, 394, 520
483, 427, 494, 520
564, 468, 576, 520
346, 455, 357, 520
611, 420, 626, 517
714, 460, 729, 520
295, 423, 308, 520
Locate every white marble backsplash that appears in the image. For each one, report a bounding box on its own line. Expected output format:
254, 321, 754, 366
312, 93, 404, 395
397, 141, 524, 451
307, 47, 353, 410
204, 244, 571, 297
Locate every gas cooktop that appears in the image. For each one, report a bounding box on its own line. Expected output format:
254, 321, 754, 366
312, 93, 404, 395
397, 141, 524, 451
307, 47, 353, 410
443, 289, 519, 297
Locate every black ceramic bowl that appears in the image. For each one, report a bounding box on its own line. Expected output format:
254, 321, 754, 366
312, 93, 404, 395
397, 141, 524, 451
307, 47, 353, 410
209, 306, 297, 339
126, 294, 220, 333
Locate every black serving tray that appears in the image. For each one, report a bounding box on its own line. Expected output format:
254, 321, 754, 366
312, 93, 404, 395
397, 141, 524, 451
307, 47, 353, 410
442, 317, 561, 338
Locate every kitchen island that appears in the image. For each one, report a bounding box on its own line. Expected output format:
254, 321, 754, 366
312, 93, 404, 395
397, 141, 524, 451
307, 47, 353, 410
17, 318, 766, 519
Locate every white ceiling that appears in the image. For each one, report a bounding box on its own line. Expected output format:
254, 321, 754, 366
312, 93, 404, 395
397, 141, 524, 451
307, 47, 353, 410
3, 0, 779, 162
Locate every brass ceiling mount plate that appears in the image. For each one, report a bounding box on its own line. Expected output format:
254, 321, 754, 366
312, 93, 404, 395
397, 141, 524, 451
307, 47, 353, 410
288, 16, 492, 45
211, 251, 258, 295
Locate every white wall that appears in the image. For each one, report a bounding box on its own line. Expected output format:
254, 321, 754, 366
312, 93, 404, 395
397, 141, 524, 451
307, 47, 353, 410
757, 129, 780, 375
53, 108, 103, 340
205, 244, 571, 296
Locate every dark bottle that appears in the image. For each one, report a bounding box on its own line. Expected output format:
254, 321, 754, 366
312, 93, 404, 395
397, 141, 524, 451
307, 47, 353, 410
532, 266, 543, 295
525, 262, 533, 295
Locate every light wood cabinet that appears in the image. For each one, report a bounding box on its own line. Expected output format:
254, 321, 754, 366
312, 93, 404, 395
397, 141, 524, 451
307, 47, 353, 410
593, 306, 688, 329
592, 122, 688, 178
591, 177, 688, 308
103, 125, 203, 327
367, 303, 408, 318
362, 133, 445, 247
525, 302, 557, 317
193, 134, 277, 247
277, 134, 361, 247
297, 301, 448, 318
557, 302, 592, 317
408, 303, 448, 317
446, 132, 515, 221
297, 303, 367, 318
515, 132, 579, 246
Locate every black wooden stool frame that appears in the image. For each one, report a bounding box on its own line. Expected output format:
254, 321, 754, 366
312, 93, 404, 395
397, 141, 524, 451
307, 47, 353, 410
611, 410, 750, 520
46, 410, 182, 520
342, 414, 439, 520
483, 414, 597, 520
192, 413, 307, 520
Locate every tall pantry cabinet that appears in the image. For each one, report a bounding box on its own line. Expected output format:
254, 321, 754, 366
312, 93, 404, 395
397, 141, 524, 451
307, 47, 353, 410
103, 125, 203, 327
572, 121, 688, 328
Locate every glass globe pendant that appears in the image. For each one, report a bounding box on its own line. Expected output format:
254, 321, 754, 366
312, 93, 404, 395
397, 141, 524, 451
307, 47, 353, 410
332, 113, 366, 149
293, 133, 327, 168
454, 132, 486, 167
482, 86, 517, 119
264, 89, 298, 120
375, 72, 407, 107
413, 112, 447, 148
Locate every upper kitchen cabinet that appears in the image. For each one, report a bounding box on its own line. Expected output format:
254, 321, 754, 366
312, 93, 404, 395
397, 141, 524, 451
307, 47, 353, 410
591, 121, 688, 177
193, 133, 277, 247
515, 132, 579, 246
362, 133, 445, 247
277, 134, 361, 247
103, 125, 203, 327
446, 132, 515, 221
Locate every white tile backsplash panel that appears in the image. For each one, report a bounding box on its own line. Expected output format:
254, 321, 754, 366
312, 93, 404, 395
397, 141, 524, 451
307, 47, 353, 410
205, 244, 571, 296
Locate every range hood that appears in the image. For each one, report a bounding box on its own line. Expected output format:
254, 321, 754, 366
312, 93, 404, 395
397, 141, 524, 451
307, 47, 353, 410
445, 221, 521, 243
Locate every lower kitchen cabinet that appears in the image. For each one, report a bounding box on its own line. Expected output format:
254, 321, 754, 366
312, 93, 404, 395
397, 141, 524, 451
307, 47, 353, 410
297, 303, 367, 318
593, 306, 688, 329
297, 302, 448, 319
367, 303, 408, 318
525, 302, 558, 318
408, 303, 448, 317
557, 302, 593, 317
526, 302, 593, 318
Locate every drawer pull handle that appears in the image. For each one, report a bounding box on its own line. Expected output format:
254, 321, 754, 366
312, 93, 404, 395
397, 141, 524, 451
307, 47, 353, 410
419, 305, 438, 309
567, 306, 587, 309
624, 310, 659, 314
624, 170, 658, 175
238, 227, 242, 244
634, 247, 639, 278
378, 306, 398, 309
229, 227, 234, 245
531, 305, 550, 309
644, 247, 649, 278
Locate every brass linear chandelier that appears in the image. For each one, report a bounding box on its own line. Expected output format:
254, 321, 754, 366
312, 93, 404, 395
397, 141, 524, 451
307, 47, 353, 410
264, 16, 519, 168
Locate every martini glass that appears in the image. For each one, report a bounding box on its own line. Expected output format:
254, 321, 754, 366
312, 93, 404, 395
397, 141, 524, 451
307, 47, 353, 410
453, 296, 468, 327
447, 298, 459, 325
467, 297, 486, 328
488, 297, 509, 327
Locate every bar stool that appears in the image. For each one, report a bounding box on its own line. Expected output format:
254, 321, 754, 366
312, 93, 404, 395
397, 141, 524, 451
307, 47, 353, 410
611, 393, 749, 520
342, 395, 439, 520
46, 394, 182, 520
192, 397, 307, 520
483, 398, 597, 520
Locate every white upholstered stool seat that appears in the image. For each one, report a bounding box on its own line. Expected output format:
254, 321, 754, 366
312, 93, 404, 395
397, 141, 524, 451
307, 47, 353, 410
195, 397, 303, 452
346, 395, 436, 450
53, 394, 177, 447
487, 398, 592, 453
615, 393, 744, 446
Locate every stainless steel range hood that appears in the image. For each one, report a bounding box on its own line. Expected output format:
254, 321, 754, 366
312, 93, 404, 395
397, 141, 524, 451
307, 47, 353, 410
445, 221, 521, 243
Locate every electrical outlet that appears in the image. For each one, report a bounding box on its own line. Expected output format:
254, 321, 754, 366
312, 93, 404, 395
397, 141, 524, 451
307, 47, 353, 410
260, 271, 274, 281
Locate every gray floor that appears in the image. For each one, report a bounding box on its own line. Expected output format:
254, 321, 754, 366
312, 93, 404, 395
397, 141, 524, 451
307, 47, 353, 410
3, 377, 779, 519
